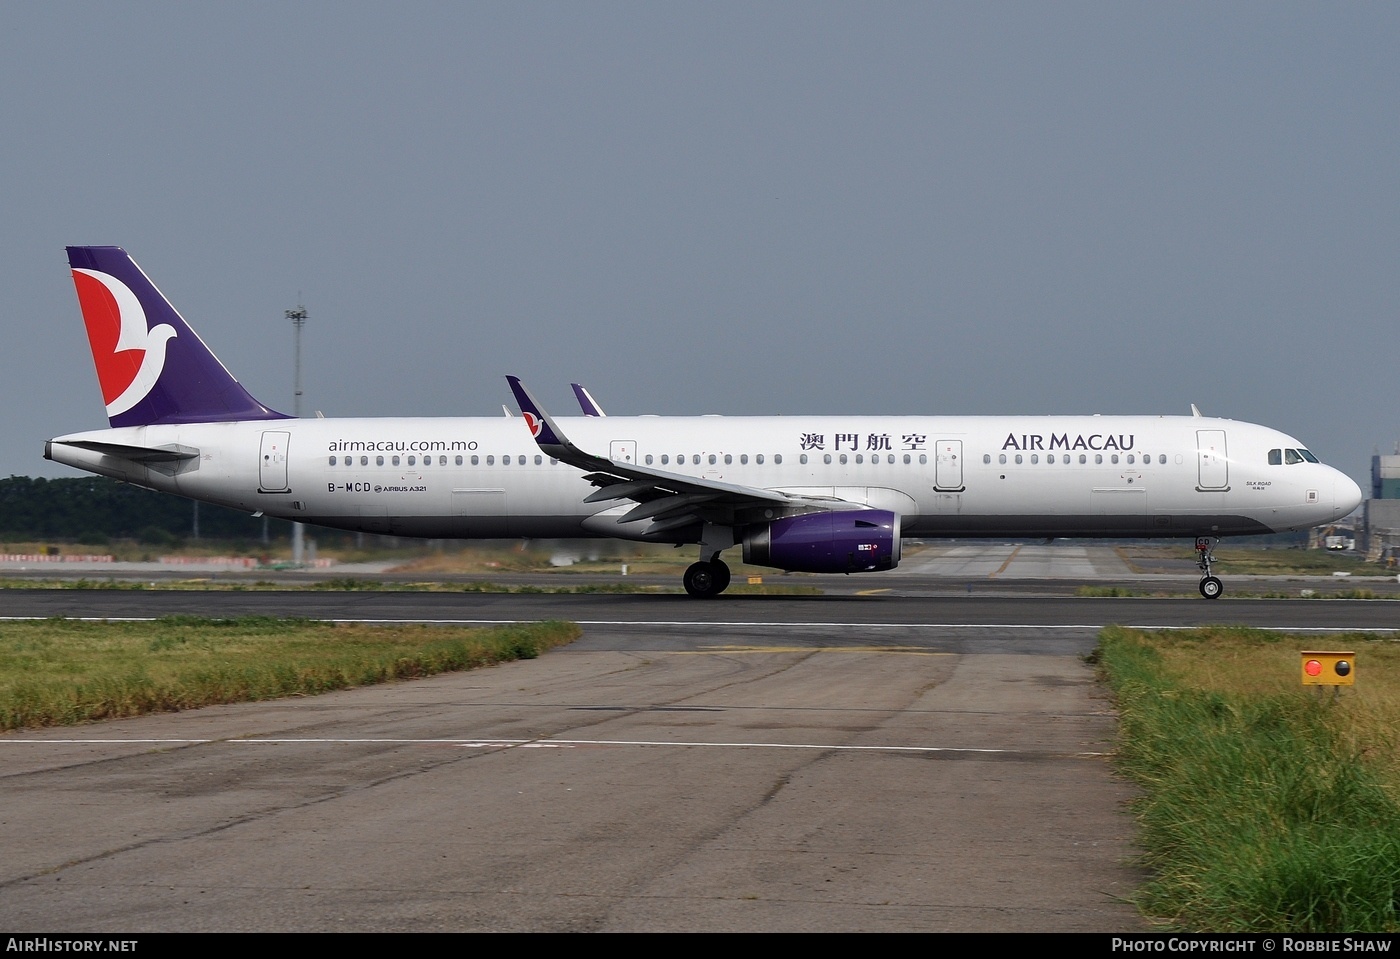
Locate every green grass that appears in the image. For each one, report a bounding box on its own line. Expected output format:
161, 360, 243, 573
1096, 627, 1400, 931
0, 616, 580, 730
0, 575, 821, 596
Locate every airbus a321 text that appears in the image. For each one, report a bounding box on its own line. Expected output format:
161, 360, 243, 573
47, 247, 1362, 598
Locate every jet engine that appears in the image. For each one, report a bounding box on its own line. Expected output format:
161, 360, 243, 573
742, 509, 901, 574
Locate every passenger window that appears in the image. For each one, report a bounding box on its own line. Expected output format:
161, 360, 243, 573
1031, 454, 1039, 464
824, 454, 833, 465
740, 454, 748, 465
534, 455, 542, 465
470, 455, 478, 465
983, 454, 991, 464
1079, 454, 1086, 464
1095, 454, 1102, 464
693, 455, 701, 465
645, 454, 653, 465
708, 454, 717, 465
328, 456, 336, 466
343, 456, 351, 466
1015, 454, 1023, 464
486, 455, 494, 465
919, 454, 927, 465
378, 455, 386, 466
455, 455, 462, 466
905, 454, 913, 464
774, 454, 782, 464
800, 454, 807, 465
660, 454, 668, 465
756, 454, 764, 464
998, 454, 1006, 465
724, 454, 732, 465
855, 454, 863, 464
1111, 454, 1119, 464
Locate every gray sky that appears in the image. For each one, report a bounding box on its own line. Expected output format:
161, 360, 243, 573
4, 2, 1396, 487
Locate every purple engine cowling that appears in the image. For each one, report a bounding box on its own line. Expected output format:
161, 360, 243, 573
743, 510, 902, 574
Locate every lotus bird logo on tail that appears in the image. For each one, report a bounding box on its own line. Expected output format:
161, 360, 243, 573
64, 246, 288, 428
71, 268, 176, 418
523, 411, 544, 438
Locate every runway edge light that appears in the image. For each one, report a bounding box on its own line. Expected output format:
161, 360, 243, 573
1301, 651, 1355, 687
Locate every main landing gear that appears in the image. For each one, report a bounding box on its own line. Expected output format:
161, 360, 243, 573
1195, 536, 1223, 599
684, 524, 737, 598
683, 559, 731, 598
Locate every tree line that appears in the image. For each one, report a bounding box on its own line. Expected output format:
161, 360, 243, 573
0, 476, 290, 544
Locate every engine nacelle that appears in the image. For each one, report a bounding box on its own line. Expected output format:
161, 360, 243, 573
743, 510, 901, 574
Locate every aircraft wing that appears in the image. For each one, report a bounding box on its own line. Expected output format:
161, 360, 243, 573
506, 376, 867, 532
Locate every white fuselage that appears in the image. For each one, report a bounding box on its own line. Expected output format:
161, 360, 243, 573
47, 413, 1360, 541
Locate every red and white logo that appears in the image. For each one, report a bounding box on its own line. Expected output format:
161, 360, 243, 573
72, 269, 177, 417
522, 411, 543, 438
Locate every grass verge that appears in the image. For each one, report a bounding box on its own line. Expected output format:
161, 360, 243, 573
0, 577, 822, 596
0, 616, 580, 730
1095, 626, 1400, 932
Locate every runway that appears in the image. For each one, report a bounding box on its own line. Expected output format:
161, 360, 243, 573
1, 545, 1394, 932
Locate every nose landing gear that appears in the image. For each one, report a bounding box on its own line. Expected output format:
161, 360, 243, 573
1195, 536, 1223, 599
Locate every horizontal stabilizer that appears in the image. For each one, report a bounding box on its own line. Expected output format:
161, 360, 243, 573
51, 440, 199, 464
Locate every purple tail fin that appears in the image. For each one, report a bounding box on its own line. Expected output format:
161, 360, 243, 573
66, 246, 289, 427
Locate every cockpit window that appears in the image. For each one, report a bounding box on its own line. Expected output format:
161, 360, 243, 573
1298, 449, 1319, 463
1284, 449, 1303, 465
1268, 449, 1282, 465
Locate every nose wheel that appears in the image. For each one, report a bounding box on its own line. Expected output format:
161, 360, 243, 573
1195, 536, 1223, 600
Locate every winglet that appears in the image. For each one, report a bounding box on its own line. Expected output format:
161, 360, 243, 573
505, 376, 568, 449
571, 383, 606, 416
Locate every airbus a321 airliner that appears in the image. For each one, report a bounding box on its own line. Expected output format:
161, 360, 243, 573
46, 247, 1362, 598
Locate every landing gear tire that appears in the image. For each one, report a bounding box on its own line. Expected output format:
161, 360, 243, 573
684, 561, 729, 598
711, 560, 731, 594
1199, 576, 1223, 600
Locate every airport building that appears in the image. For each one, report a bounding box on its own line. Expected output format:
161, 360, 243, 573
1358, 454, 1400, 562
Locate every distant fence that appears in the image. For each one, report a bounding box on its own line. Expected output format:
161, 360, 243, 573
0, 554, 114, 563
158, 556, 337, 568
159, 556, 259, 567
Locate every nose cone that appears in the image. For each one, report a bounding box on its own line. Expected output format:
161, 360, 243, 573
1335, 471, 1363, 517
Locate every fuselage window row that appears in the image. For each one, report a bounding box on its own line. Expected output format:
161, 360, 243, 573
328, 454, 554, 467
987, 452, 1172, 466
